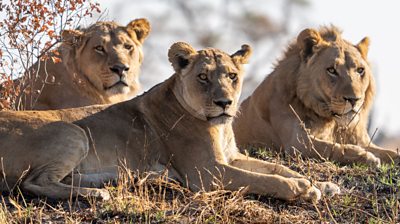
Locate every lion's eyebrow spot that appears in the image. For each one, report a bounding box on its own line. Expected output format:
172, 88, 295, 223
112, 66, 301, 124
213, 53, 231, 68
344, 52, 357, 69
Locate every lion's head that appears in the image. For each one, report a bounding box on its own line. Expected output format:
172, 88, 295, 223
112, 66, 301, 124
168, 42, 252, 124
61, 18, 150, 100
295, 26, 374, 126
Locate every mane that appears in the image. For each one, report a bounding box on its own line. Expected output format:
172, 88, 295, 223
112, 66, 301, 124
318, 25, 342, 42
273, 25, 344, 70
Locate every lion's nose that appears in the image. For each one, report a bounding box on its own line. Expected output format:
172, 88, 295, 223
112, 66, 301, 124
110, 64, 130, 77
213, 99, 233, 109
343, 96, 360, 107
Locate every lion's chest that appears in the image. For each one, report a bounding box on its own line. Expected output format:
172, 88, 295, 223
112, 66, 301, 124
214, 125, 238, 163
307, 119, 337, 141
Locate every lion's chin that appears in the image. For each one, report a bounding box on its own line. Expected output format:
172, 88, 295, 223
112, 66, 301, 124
104, 82, 130, 95
331, 104, 361, 117
333, 110, 360, 126
206, 114, 233, 125
104, 81, 129, 90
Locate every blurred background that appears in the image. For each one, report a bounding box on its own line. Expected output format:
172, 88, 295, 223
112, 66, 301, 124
73, 0, 400, 147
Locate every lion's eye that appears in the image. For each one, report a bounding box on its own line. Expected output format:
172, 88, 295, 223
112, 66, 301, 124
356, 67, 365, 76
124, 44, 133, 50
228, 73, 238, 81
94, 45, 105, 53
198, 73, 208, 82
326, 67, 337, 76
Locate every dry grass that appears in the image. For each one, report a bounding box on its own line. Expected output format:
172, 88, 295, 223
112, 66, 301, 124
1, 148, 399, 223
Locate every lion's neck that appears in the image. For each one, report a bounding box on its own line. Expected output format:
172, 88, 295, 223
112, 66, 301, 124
141, 75, 238, 163
171, 77, 207, 121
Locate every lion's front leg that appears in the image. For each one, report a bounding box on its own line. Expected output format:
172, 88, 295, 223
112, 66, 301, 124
230, 153, 304, 178
197, 163, 322, 202
365, 143, 400, 164
230, 153, 340, 197
281, 127, 381, 167
270, 112, 381, 167
316, 141, 381, 167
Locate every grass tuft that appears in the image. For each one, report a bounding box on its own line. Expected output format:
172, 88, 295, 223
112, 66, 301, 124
1, 147, 399, 223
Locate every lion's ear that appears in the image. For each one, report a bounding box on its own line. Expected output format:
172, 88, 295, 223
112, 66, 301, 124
297, 28, 322, 60
61, 29, 84, 47
168, 42, 197, 73
126, 18, 151, 44
356, 37, 370, 59
231, 44, 252, 64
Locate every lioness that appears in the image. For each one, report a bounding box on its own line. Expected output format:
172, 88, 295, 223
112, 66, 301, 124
16, 18, 150, 110
0, 43, 339, 202
233, 26, 399, 166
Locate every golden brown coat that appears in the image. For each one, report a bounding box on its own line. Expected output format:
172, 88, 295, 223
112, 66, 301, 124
0, 43, 339, 202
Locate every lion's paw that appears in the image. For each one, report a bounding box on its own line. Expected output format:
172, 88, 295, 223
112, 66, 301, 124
365, 152, 381, 168
315, 181, 340, 197
294, 178, 321, 203
301, 185, 321, 203
89, 189, 110, 201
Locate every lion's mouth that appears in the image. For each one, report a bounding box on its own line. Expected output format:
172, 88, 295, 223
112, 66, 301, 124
331, 109, 358, 118
206, 113, 233, 121
104, 81, 128, 90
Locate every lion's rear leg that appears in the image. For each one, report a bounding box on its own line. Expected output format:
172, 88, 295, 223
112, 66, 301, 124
62, 172, 118, 188
20, 122, 109, 200
22, 180, 110, 200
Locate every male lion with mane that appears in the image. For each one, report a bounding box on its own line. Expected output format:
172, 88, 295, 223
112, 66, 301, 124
15, 18, 150, 110
0, 43, 339, 202
234, 26, 399, 166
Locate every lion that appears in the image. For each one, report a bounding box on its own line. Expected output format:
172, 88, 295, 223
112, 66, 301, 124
0, 42, 339, 202
233, 26, 399, 166
15, 18, 150, 110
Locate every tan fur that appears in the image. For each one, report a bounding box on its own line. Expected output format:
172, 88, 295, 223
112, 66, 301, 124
0, 43, 339, 202
17, 18, 150, 110
234, 26, 399, 166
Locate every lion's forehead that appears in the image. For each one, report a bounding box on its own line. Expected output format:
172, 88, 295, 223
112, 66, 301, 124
87, 30, 135, 50
195, 49, 238, 73
324, 43, 365, 68
85, 22, 121, 33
